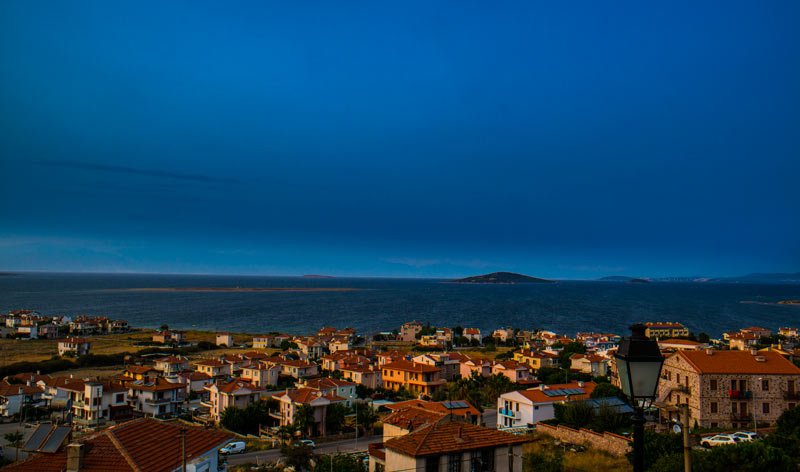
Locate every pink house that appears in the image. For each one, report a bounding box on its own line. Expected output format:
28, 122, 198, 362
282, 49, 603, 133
491, 360, 532, 383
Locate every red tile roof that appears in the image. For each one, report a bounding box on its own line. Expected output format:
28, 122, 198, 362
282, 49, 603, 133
675, 350, 800, 375
384, 420, 531, 457
274, 387, 344, 404
383, 406, 446, 430
512, 381, 597, 403
3, 418, 231, 472
382, 360, 440, 373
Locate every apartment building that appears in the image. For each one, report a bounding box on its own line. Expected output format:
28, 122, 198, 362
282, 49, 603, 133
194, 359, 232, 378
382, 360, 446, 396
644, 322, 689, 339
656, 349, 800, 428
272, 387, 346, 436
203, 380, 264, 423
154, 356, 189, 376
496, 382, 597, 429
240, 362, 280, 388
513, 350, 560, 372
58, 379, 131, 427
129, 377, 184, 417
57, 338, 91, 357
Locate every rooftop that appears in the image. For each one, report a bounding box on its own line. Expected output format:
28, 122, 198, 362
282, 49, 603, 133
385, 420, 531, 457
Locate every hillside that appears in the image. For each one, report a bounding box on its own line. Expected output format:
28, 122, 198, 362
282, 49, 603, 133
451, 272, 554, 284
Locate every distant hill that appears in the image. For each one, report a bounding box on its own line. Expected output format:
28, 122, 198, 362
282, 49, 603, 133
598, 276, 650, 284
302, 274, 335, 279
711, 272, 800, 284
452, 272, 554, 284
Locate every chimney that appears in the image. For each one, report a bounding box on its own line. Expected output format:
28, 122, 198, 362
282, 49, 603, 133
66, 443, 84, 472
706, 349, 713, 356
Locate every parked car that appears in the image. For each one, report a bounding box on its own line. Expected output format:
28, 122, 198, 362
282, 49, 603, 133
220, 441, 246, 455
700, 434, 739, 447
732, 431, 760, 442
299, 439, 316, 449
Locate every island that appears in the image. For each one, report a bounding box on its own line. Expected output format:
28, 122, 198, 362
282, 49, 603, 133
598, 276, 650, 283
450, 271, 554, 284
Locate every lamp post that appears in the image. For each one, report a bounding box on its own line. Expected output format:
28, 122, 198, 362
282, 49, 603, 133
615, 324, 665, 472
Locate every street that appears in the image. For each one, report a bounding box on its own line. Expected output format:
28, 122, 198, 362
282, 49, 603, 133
225, 435, 383, 466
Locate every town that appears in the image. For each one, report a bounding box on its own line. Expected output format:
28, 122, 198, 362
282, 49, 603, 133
0, 311, 799, 471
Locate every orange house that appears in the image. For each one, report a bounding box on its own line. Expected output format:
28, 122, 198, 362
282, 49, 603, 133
381, 360, 446, 396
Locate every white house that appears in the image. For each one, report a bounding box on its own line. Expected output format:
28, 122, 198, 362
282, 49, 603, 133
58, 338, 91, 357
129, 377, 184, 418
216, 333, 234, 348
496, 381, 597, 429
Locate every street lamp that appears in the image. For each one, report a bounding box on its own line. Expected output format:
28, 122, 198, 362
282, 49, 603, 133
615, 324, 665, 472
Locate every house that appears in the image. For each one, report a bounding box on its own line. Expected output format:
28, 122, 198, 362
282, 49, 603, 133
492, 328, 515, 343
655, 349, 800, 429
340, 365, 382, 389
385, 399, 481, 425
328, 338, 351, 353
569, 353, 610, 376
38, 323, 61, 339
729, 332, 760, 351
57, 379, 132, 427
129, 377, 184, 417
3, 418, 232, 472
373, 420, 532, 472
16, 324, 38, 339
496, 381, 597, 429
176, 371, 213, 396
492, 360, 532, 383
513, 350, 560, 372
272, 359, 319, 379
240, 362, 280, 388
382, 360, 446, 396
215, 332, 234, 347
122, 365, 161, 382
154, 356, 189, 376
203, 380, 264, 423
741, 326, 772, 338
463, 328, 482, 343
399, 321, 424, 342
658, 339, 709, 351
0, 383, 45, 417
644, 322, 689, 339
413, 353, 461, 381
779, 327, 799, 338
301, 377, 357, 407
152, 330, 184, 344
57, 337, 91, 357
194, 359, 232, 378
460, 357, 494, 378
272, 387, 347, 436
252, 334, 291, 349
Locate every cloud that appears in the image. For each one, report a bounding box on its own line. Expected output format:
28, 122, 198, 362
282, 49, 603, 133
38, 160, 240, 184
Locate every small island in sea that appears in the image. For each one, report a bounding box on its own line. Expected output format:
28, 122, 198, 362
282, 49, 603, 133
598, 275, 651, 283
302, 274, 335, 278
450, 271, 554, 284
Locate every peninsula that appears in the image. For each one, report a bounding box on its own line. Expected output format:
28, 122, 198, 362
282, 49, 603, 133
451, 271, 554, 284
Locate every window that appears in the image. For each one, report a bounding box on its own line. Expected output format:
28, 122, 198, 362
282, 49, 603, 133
448, 453, 461, 472
731, 379, 737, 390
710, 402, 718, 413
425, 456, 440, 472
710, 379, 717, 390
762, 379, 769, 391
534, 406, 539, 410
763, 403, 770, 414
470, 450, 481, 472
516, 403, 519, 411
115, 393, 124, 403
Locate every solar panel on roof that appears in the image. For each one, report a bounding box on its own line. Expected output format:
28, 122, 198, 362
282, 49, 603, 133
22, 424, 52, 451
442, 401, 468, 409
40, 426, 71, 453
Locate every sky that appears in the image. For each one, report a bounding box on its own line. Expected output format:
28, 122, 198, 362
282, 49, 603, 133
1, 1, 799, 279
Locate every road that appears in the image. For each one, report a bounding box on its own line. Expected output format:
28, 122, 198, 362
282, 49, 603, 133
225, 435, 383, 466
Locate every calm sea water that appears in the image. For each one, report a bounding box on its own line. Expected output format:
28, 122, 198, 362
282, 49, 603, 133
1, 273, 798, 338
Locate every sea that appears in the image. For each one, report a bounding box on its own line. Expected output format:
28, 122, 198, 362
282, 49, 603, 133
1, 272, 799, 338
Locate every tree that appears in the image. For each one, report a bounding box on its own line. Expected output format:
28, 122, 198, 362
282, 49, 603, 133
698, 332, 710, 343
554, 401, 594, 429
4, 431, 24, 462
293, 404, 317, 437
356, 402, 378, 434
220, 401, 272, 435
316, 453, 367, 472
589, 403, 629, 433
590, 383, 623, 399
558, 342, 587, 369
483, 374, 515, 404
633, 431, 682, 471
280, 442, 314, 470
325, 403, 349, 435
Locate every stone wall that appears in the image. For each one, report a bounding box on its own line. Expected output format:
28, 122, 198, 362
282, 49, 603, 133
536, 423, 632, 457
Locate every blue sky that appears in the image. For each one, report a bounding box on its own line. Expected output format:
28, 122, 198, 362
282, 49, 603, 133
1, 1, 798, 278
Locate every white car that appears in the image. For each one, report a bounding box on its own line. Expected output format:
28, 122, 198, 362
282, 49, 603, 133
700, 434, 738, 447
220, 441, 246, 455
299, 439, 316, 449
732, 431, 759, 442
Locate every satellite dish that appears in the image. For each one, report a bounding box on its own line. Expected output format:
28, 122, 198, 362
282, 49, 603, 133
673, 424, 682, 434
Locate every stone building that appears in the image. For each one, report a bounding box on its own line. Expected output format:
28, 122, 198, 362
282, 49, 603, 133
655, 349, 800, 429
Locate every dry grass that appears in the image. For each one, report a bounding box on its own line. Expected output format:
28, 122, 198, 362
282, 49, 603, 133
523, 434, 632, 472
457, 346, 514, 360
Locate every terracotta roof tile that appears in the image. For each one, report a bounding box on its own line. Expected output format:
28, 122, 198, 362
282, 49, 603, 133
382, 360, 440, 373
676, 350, 800, 375
384, 421, 531, 457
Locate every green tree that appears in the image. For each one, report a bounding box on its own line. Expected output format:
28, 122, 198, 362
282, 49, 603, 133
325, 403, 349, 434
633, 431, 682, 471
589, 403, 629, 433
558, 342, 587, 369
316, 453, 367, 472
554, 401, 594, 429
4, 431, 24, 462
293, 404, 317, 437
356, 402, 378, 434
483, 374, 516, 405
280, 442, 314, 470
590, 383, 623, 399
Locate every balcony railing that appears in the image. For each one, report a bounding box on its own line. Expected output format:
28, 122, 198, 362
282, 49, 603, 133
268, 410, 283, 420
498, 408, 519, 419
728, 390, 752, 399
144, 397, 172, 406
731, 413, 753, 421
674, 385, 690, 395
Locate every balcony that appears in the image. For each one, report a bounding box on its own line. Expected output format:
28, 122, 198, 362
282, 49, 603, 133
200, 400, 214, 409
498, 408, 520, 419
145, 397, 172, 406
784, 392, 800, 401
728, 390, 752, 400
269, 410, 283, 420
674, 385, 690, 395
730, 412, 753, 421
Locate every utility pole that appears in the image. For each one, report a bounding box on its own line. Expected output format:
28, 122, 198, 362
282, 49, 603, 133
681, 403, 692, 472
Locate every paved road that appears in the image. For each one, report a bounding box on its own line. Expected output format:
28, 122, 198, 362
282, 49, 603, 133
225, 435, 382, 466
